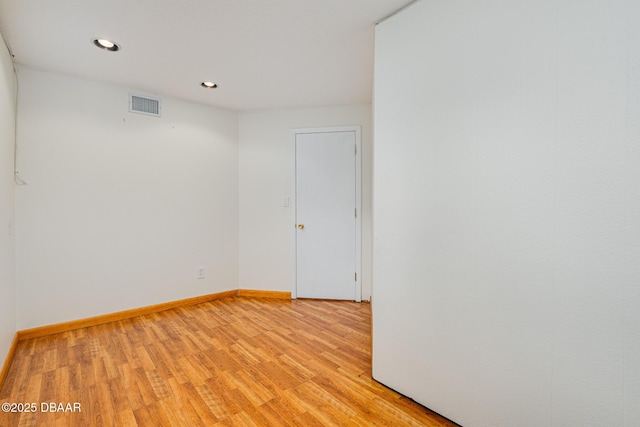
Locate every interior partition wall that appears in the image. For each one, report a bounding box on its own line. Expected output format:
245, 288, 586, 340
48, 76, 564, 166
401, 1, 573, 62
372, 0, 640, 426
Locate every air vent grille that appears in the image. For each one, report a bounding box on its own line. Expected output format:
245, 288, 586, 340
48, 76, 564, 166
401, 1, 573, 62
129, 94, 161, 116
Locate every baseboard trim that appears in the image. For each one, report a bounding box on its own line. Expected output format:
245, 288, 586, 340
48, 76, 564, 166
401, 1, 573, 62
0, 333, 19, 390
17, 290, 238, 341
237, 289, 292, 299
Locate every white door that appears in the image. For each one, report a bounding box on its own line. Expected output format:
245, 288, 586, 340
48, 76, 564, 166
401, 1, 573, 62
295, 128, 360, 301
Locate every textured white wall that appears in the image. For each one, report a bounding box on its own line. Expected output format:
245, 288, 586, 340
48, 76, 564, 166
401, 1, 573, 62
373, 0, 640, 426
238, 106, 373, 300
0, 32, 16, 368
15, 67, 239, 329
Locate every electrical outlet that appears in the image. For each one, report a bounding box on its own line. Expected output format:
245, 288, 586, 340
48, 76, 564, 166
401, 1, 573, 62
197, 267, 205, 279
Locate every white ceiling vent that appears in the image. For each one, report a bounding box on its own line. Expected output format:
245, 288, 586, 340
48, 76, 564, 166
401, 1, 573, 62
129, 93, 161, 117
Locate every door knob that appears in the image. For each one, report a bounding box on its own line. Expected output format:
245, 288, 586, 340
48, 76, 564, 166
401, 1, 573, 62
298, 224, 305, 229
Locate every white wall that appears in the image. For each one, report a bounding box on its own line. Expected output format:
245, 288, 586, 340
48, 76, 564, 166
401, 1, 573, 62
0, 32, 16, 368
238, 105, 373, 300
15, 67, 239, 329
373, 1, 640, 426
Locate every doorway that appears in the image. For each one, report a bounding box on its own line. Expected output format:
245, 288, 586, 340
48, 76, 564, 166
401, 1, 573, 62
292, 126, 361, 301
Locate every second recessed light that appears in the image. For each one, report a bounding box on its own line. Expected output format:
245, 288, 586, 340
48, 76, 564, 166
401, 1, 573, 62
92, 38, 120, 52
201, 81, 218, 89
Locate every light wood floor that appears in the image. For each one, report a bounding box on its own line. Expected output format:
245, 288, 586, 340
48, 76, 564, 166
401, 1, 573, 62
0, 297, 456, 426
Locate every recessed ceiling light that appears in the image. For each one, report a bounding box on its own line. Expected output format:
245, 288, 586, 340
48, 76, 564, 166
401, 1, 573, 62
92, 38, 120, 52
201, 81, 218, 89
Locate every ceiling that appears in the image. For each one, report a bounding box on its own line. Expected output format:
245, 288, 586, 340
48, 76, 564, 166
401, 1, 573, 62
0, 0, 413, 111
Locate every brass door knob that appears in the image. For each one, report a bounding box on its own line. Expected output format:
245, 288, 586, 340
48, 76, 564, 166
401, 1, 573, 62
297, 224, 305, 229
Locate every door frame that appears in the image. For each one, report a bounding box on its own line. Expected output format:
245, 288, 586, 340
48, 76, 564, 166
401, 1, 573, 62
290, 126, 362, 302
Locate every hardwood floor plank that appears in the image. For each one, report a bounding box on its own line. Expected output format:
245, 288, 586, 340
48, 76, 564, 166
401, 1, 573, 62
134, 346, 156, 372
277, 354, 316, 380
94, 381, 117, 425
212, 385, 254, 416
17, 410, 36, 427
165, 378, 217, 426
132, 405, 154, 426
312, 372, 379, 416
145, 369, 172, 400
108, 377, 131, 415
246, 361, 305, 392
67, 363, 82, 392
230, 410, 258, 427
1, 297, 457, 426
259, 399, 301, 426
176, 356, 210, 387
221, 369, 274, 407
116, 408, 138, 427
39, 370, 56, 403
195, 383, 230, 420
